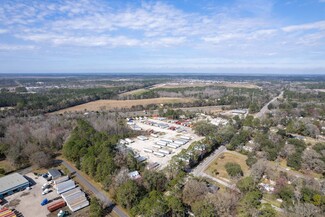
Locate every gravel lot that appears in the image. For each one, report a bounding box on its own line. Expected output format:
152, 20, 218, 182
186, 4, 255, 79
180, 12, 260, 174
2, 173, 62, 217
128, 118, 204, 169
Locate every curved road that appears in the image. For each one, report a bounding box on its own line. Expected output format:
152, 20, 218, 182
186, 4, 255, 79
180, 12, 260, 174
255, 91, 283, 118
61, 160, 128, 217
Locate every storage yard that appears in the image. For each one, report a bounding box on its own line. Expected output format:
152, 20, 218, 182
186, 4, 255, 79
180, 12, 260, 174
124, 117, 204, 169
1, 170, 89, 217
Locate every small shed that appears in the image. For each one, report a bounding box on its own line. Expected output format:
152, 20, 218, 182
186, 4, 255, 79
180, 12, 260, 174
48, 169, 62, 180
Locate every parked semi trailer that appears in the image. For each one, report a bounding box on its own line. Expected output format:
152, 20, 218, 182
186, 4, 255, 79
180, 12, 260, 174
153, 152, 165, 157
47, 200, 66, 212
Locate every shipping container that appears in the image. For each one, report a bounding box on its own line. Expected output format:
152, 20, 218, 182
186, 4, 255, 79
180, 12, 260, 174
47, 200, 66, 212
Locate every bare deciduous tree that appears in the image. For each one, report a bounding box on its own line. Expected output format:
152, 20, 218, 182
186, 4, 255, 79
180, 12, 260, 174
182, 179, 209, 205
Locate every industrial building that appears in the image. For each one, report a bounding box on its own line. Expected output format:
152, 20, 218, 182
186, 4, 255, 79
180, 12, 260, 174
56, 180, 76, 194
61, 187, 89, 212
0, 173, 29, 198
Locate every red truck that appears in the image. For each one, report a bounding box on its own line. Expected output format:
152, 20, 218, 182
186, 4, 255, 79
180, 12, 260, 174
47, 200, 66, 212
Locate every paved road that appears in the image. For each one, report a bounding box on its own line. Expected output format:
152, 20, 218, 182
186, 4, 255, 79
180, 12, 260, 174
255, 91, 283, 118
61, 160, 128, 217
191, 146, 240, 191
191, 146, 226, 176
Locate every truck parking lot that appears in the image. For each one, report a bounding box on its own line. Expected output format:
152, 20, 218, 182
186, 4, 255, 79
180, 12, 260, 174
125, 118, 204, 169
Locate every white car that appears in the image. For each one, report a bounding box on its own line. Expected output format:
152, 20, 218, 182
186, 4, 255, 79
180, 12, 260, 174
42, 188, 50, 195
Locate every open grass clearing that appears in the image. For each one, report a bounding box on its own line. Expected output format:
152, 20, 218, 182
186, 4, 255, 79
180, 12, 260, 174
53, 97, 194, 113
204, 151, 250, 182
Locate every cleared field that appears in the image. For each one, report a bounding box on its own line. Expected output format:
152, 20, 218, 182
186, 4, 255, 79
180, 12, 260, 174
204, 151, 250, 181
315, 89, 325, 92
54, 97, 194, 113
152, 82, 260, 89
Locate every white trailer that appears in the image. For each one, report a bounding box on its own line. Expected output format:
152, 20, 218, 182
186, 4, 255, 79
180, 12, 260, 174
161, 139, 173, 143
151, 134, 158, 138
180, 136, 191, 140
143, 148, 154, 153
125, 138, 134, 143
137, 136, 148, 141
167, 143, 179, 149
153, 152, 165, 157
174, 140, 186, 145
159, 149, 171, 155
156, 141, 167, 146
152, 144, 162, 149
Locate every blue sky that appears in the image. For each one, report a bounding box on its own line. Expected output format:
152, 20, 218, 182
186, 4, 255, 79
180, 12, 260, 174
0, 0, 324, 74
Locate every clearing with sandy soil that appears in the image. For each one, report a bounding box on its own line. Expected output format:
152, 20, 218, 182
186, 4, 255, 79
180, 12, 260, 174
54, 97, 194, 113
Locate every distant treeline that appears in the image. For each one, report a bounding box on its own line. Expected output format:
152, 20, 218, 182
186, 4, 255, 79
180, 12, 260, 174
0, 86, 140, 116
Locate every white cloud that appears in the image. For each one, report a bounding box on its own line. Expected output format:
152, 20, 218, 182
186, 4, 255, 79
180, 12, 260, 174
0, 44, 36, 51
282, 21, 325, 32
0, 29, 8, 34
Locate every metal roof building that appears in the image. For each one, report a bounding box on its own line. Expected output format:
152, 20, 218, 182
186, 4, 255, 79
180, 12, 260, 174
56, 180, 76, 194
48, 168, 62, 180
61, 188, 89, 212
0, 173, 29, 198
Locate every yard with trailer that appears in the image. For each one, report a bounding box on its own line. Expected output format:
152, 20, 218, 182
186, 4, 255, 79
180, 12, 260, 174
124, 118, 204, 169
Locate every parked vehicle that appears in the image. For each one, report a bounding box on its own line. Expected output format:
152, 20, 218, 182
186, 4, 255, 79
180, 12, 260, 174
42, 183, 50, 190
57, 210, 69, 217
41, 198, 48, 206
42, 188, 50, 195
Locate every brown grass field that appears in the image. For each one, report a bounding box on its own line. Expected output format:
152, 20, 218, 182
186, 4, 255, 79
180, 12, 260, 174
54, 97, 194, 113
205, 151, 250, 181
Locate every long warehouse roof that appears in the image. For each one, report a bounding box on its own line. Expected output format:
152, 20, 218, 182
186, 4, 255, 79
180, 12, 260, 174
0, 173, 28, 194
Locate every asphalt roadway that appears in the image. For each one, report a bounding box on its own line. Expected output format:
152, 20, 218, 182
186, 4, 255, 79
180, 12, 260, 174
61, 160, 129, 217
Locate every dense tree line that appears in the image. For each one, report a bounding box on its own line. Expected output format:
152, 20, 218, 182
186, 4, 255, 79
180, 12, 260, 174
0, 85, 145, 116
